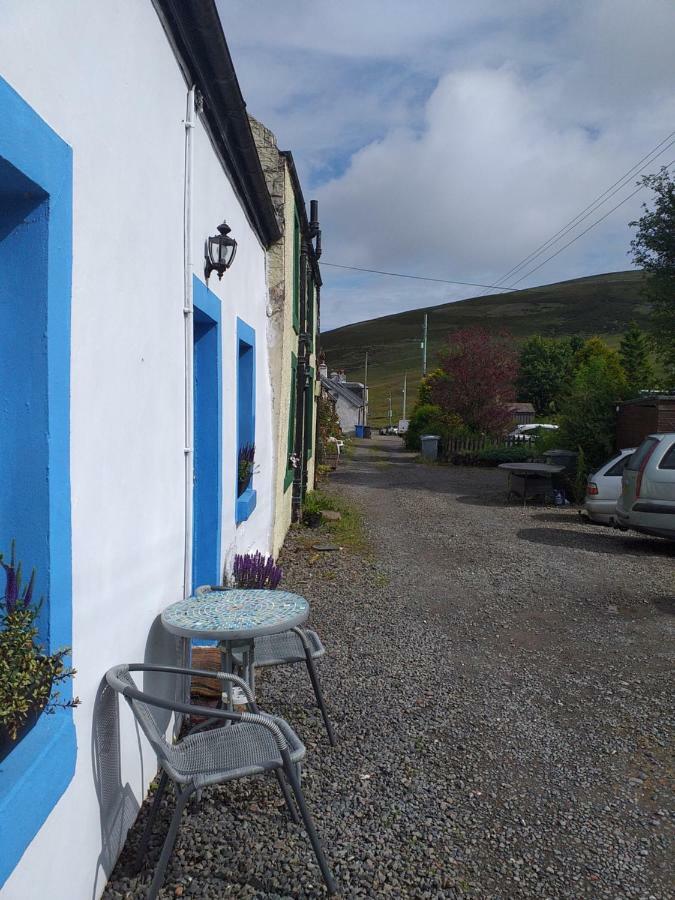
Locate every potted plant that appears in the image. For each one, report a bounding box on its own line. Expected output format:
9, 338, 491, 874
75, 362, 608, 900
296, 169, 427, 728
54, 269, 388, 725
237, 442, 256, 497
0, 542, 79, 762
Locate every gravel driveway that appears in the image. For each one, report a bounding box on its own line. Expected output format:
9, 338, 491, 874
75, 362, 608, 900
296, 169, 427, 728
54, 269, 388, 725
104, 436, 673, 899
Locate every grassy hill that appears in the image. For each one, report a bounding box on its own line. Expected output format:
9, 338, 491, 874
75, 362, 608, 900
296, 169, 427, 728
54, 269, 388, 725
320, 271, 651, 424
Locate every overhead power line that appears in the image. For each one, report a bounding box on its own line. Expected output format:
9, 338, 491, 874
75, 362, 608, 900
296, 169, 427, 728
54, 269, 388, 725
321, 262, 518, 292
491, 131, 675, 290
508, 156, 675, 287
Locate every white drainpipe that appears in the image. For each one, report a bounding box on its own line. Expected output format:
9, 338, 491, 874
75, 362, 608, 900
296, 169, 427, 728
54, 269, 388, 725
183, 86, 196, 599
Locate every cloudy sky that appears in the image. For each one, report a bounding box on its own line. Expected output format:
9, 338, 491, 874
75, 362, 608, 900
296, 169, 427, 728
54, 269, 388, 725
219, 0, 675, 330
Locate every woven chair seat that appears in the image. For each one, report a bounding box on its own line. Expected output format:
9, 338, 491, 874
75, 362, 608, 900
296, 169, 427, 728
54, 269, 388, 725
165, 715, 304, 788
254, 628, 325, 667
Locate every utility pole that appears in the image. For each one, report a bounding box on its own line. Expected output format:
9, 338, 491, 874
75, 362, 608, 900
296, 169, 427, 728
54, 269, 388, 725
388, 394, 392, 427
363, 350, 369, 426
421, 313, 428, 377
402, 373, 407, 420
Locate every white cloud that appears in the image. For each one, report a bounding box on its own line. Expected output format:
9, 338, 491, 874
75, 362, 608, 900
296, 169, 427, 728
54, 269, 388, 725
220, 0, 675, 329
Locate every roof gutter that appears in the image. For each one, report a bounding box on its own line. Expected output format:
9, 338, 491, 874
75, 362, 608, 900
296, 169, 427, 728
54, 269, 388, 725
154, 0, 281, 247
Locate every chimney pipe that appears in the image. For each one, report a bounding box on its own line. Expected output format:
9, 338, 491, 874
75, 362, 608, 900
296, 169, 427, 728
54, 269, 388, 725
309, 200, 321, 257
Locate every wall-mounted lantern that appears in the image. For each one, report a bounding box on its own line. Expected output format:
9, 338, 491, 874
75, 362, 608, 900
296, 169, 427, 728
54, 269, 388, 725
204, 220, 237, 280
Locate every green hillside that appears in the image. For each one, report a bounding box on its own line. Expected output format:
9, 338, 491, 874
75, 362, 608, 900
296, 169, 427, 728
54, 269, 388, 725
321, 271, 651, 424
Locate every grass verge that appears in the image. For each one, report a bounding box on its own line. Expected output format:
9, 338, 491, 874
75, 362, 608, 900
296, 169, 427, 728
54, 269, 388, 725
302, 489, 368, 553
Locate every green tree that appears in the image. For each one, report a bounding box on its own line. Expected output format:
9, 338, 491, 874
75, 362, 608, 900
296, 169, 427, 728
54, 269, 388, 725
575, 336, 614, 366
630, 167, 675, 381
416, 368, 445, 405
559, 355, 628, 471
516, 336, 575, 414
619, 322, 655, 396
574, 337, 627, 384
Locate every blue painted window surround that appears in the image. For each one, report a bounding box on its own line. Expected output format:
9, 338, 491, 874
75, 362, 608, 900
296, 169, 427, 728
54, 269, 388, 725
0, 76, 74, 886
236, 319, 256, 523
192, 276, 222, 591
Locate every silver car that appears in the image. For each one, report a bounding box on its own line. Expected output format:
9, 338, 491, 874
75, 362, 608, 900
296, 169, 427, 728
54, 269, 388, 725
616, 433, 675, 540
584, 447, 635, 524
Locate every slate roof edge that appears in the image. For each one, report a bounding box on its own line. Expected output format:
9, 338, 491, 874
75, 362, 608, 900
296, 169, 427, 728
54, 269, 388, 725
154, 0, 281, 247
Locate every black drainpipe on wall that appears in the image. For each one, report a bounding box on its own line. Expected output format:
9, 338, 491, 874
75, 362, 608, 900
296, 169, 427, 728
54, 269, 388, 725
291, 244, 308, 522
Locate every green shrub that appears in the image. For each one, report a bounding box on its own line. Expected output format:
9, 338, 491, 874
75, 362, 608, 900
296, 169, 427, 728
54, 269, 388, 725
559, 354, 627, 470
451, 445, 532, 466
316, 394, 342, 464
404, 403, 444, 451
405, 404, 463, 452
301, 489, 339, 525
0, 544, 79, 747
0, 605, 79, 743
302, 490, 337, 515
531, 427, 564, 457
477, 446, 533, 465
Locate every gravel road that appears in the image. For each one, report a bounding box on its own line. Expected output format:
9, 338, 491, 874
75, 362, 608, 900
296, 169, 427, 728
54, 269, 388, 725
104, 436, 674, 899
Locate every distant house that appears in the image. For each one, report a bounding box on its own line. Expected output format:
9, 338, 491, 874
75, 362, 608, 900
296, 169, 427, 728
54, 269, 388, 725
320, 366, 367, 435
616, 395, 675, 448
507, 402, 536, 425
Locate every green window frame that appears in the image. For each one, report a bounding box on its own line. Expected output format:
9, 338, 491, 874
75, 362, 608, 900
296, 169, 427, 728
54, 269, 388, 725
284, 353, 297, 491
306, 275, 314, 353
305, 366, 315, 460
292, 212, 300, 333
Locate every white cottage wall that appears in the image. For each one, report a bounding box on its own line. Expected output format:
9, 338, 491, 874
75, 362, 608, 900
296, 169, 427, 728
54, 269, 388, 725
190, 121, 275, 571
0, 2, 274, 898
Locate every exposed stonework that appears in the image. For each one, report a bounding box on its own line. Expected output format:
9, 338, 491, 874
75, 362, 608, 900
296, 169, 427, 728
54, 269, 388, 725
250, 115, 295, 553
250, 115, 286, 326
249, 116, 285, 224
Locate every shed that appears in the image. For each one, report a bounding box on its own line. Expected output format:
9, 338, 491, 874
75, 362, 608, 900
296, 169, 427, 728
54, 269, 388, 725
616, 395, 675, 448
507, 402, 536, 425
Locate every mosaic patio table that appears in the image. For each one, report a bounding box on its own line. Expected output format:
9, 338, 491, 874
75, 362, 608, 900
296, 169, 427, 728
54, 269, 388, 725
161, 589, 309, 705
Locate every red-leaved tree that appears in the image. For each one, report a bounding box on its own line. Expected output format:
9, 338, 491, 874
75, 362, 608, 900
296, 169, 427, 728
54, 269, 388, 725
431, 327, 519, 435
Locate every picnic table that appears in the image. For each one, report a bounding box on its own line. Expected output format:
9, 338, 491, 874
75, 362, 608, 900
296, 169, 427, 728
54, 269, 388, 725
498, 461, 565, 506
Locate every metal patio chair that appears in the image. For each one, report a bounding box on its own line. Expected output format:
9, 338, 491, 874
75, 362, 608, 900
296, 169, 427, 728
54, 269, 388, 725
196, 585, 336, 746
105, 663, 337, 899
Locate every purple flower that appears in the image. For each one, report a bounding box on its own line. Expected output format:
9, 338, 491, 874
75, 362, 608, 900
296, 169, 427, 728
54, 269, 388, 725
232, 551, 282, 589
1, 541, 37, 614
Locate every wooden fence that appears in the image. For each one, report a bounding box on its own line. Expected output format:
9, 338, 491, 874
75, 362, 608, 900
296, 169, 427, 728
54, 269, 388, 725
445, 434, 528, 454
